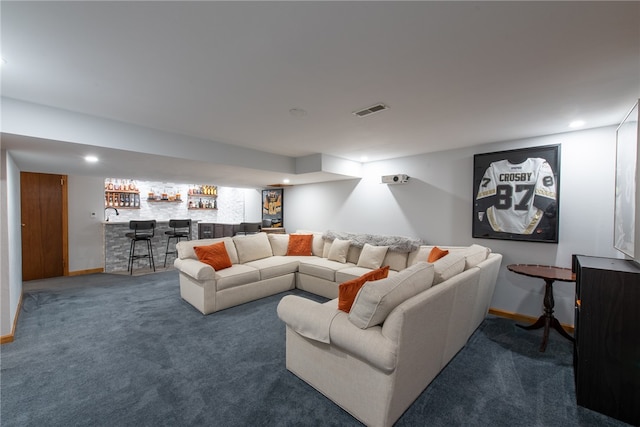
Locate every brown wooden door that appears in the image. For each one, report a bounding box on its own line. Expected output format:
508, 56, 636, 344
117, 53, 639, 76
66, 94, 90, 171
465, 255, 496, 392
20, 172, 68, 281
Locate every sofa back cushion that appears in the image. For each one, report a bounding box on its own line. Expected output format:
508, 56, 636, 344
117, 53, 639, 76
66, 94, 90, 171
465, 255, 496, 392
407, 245, 432, 267
346, 245, 362, 264
233, 232, 273, 264
383, 251, 408, 271
268, 234, 289, 256
449, 244, 491, 269
408, 244, 490, 271
348, 262, 435, 329
432, 253, 466, 284
176, 237, 239, 265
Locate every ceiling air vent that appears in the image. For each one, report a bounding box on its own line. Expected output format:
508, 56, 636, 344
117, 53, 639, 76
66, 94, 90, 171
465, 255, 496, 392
353, 103, 389, 117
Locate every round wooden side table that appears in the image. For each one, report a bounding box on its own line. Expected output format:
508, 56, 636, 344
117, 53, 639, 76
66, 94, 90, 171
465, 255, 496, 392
507, 264, 575, 352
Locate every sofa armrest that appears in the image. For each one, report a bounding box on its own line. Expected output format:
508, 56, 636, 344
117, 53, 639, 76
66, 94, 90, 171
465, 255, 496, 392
329, 313, 398, 373
277, 295, 339, 343
278, 295, 398, 372
174, 258, 215, 281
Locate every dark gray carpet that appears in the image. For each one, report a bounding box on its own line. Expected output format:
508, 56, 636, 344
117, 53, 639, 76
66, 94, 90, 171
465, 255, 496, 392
0, 271, 631, 427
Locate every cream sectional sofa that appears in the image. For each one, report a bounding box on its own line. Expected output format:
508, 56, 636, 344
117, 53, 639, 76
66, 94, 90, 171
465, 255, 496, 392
175, 230, 419, 314
174, 231, 502, 426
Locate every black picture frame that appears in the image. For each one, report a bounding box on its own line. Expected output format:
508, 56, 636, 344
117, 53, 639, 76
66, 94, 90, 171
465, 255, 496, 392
472, 144, 560, 243
262, 188, 283, 228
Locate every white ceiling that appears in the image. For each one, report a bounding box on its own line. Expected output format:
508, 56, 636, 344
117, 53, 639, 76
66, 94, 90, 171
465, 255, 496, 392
1, 1, 639, 187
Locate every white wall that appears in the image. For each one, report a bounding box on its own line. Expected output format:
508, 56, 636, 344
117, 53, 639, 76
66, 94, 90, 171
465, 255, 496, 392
244, 188, 264, 223
285, 126, 623, 326
1, 150, 23, 337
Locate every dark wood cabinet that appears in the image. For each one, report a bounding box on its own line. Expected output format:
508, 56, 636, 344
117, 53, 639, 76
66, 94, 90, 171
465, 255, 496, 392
198, 223, 238, 239
573, 255, 640, 426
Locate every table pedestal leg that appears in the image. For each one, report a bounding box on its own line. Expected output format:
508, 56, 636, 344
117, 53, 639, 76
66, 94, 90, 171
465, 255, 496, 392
517, 278, 574, 352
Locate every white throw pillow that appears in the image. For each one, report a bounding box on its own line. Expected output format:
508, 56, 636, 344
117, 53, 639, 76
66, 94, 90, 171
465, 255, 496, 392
348, 262, 435, 329
356, 243, 389, 269
327, 239, 350, 263
233, 232, 273, 264
432, 252, 465, 284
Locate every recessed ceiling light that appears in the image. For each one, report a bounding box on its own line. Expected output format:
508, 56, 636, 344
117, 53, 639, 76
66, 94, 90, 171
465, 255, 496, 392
84, 155, 99, 163
360, 156, 368, 162
282, 178, 290, 184
569, 120, 585, 128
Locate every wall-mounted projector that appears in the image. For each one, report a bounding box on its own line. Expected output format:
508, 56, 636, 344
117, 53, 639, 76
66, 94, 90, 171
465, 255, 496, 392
381, 174, 410, 184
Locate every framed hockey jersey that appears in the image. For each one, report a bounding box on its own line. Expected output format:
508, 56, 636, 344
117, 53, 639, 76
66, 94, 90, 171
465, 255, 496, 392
473, 144, 560, 243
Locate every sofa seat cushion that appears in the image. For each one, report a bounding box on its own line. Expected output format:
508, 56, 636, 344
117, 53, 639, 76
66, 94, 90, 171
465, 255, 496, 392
244, 256, 300, 280
215, 264, 261, 291
349, 262, 435, 329
298, 257, 356, 282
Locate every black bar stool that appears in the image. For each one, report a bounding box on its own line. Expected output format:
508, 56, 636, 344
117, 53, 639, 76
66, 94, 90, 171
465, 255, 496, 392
164, 219, 192, 267
126, 220, 156, 274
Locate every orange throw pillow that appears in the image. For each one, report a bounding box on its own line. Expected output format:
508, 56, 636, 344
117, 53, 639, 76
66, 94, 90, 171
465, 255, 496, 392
286, 234, 313, 256
338, 266, 390, 313
194, 242, 232, 271
428, 246, 449, 263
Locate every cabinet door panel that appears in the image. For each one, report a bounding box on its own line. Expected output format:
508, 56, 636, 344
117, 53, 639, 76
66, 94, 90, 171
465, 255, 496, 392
574, 256, 640, 426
